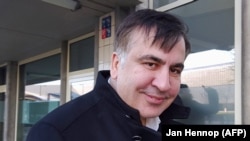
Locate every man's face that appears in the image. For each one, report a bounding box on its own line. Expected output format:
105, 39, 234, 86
110, 29, 186, 123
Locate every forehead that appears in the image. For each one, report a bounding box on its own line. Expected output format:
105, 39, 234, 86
129, 28, 156, 46
128, 29, 186, 60
128, 28, 170, 54
128, 27, 187, 57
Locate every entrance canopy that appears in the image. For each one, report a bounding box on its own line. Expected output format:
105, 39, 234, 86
0, 0, 140, 65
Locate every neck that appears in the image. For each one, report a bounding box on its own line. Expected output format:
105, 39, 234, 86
141, 117, 146, 126
108, 78, 116, 90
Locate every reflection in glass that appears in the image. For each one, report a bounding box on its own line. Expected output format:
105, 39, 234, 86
178, 85, 234, 124
17, 54, 60, 141
69, 35, 95, 100
153, 0, 178, 9
71, 79, 94, 100
167, 0, 235, 124
70, 36, 95, 72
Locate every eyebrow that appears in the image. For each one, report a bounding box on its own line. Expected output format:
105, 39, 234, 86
138, 54, 184, 69
172, 63, 184, 70
138, 55, 165, 64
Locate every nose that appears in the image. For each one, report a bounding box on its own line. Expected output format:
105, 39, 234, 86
152, 69, 171, 91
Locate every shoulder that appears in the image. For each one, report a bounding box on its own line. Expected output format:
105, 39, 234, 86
32, 91, 102, 133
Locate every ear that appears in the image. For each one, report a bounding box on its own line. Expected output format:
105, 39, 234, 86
110, 52, 120, 79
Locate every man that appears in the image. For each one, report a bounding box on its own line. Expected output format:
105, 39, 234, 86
26, 9, 191, 141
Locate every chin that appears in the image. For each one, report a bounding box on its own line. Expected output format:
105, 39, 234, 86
139, 103, 169, 118
141, 111, 162, 118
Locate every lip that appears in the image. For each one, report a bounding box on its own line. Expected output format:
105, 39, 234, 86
145, 94, 165, 105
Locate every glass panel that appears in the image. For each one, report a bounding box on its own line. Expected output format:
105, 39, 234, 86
153, 0, 196, 9
17, 54, 61, 141
69, 36, 95, 72
0, 93, 4, 141
167, 0, 235, 124
71, 78, 94, 100
0, 67, 6, 85
0, 67, 6, 141
153, 0, 178, 9
179, 85, 234, 124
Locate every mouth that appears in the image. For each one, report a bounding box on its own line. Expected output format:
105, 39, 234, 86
145, 94, 166, 105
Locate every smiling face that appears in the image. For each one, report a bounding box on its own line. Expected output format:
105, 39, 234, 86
110, 29, 186, 125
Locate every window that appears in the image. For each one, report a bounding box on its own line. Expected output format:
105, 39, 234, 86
17, 54, 61, 141
156, 0, 235, 124
0, 67, 6, 85
68, 33, 95, 100
69, 36, 95, 72
0, 66, 6, 141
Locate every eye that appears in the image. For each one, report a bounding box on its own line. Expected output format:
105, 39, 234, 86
144, 62, 158, 70
170, 67, 182, 76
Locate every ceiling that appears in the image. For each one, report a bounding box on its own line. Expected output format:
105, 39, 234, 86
0, 0, 140, 65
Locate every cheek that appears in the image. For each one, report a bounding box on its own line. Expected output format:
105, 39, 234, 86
118, 68, 148, 87
173, 88, 180, 97
133, 70, 154, 86
169, 80, 181, 96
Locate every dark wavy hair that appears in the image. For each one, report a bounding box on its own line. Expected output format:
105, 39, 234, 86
114, 9, 191, 58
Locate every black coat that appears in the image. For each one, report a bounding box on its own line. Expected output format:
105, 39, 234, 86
26, 70, 190, 141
